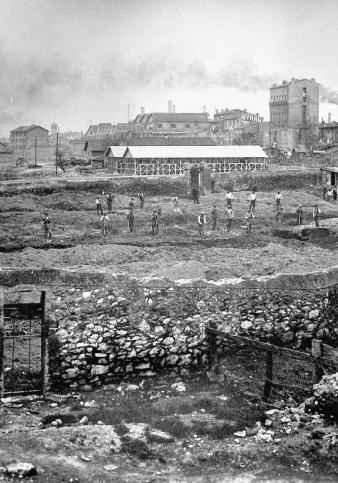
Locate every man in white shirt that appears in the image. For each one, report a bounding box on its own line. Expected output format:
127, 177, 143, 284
275, 191, 282, 210
226, 191, 234, 209
249, 191, 256, 211
100, 213, 109, 236
197, 212, 207, 235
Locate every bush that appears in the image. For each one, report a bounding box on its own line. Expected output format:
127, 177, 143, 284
311, 373, 338, 422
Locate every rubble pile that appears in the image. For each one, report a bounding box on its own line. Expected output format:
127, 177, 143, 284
311, 373, 338, 422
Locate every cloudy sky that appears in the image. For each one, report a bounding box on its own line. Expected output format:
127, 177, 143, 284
1, 0, 338, 136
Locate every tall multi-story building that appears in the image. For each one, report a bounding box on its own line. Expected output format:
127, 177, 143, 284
10, 124, 49, 162
269, 78, 319, 128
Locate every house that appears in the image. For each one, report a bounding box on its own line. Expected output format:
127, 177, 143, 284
104, 145, 268, 176
84, 140, 113, 167
320, 167, 338, 187
69, 139, 86, 157
131, 112, 210, 137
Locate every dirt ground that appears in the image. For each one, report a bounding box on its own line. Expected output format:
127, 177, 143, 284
1, 188, 338, 282
1, 348, 337, 483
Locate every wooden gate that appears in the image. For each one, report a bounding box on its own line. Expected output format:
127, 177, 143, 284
0, 291, 49, 397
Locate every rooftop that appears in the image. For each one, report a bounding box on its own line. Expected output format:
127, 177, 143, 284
133, 112, 209, 124
11, 124, 48, 133
120, 145, 267, 159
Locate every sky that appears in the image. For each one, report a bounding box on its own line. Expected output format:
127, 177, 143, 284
1, 0, 338, 136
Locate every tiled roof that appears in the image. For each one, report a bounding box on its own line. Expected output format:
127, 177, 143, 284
133, 113, 209, 124
11, 124, 48, 133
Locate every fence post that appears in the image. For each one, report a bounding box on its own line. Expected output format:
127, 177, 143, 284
0, 289, 4, 398
207, 321, 218, 368
40, 291, 49, 397
311, 339, 323, 384
263, 349, 273, 401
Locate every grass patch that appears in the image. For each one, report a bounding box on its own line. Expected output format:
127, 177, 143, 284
41, 413, 78, 426
120, 437, 154, 460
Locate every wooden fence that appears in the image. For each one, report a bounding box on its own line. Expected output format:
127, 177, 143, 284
206, 322, 338, 402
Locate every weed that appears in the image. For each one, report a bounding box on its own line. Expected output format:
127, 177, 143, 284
121, 437, 153, 460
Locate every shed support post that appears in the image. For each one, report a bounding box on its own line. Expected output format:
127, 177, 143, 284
312, 339, 323, 384
40, 291, 50, 397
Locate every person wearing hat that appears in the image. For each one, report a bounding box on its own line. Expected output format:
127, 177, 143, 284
313, 204, 321, 228
151, 210, 159, 236
197, 211, 207, 235
245, 209, 254, 233
296, 204, 303, 225
210, 203, 218, 231
42, 211, 52, 240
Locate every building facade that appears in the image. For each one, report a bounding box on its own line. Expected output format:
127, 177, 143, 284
213, 109, 263, 131
269, 78, 319, 128
131, 112, 210, 137
10, 125, 49, 160
85, 123, 115, 140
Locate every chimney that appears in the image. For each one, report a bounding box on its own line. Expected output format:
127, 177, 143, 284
203, 105, 206, 113
311, 78, 316, 82
173, 105, 176, 113
168, 100, 173, 113
291, 77, 295, 82
140, 106, 145, 115
328, 112, 332, 123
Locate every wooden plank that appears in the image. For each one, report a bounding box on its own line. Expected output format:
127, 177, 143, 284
0, 289, 4, 398
312, 339, 324, 384
206, 327, 314, 361
263, 350, 273, 401
208, 320, 218, 368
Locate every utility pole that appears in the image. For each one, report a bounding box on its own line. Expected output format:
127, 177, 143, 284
34, 136, 37, 167
55, 132, 58, 176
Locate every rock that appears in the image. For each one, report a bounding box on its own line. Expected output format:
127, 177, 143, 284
91, 365, 109, 376
50, 402, 58, 408
125, 384, 139, 392
147, 429, 175, 443
5, 462, 37, 477
66, 367, 80, 378
240, 320, 253, 330
79, 416, 89, 425
163, 337, 175, 346
135, 363, 150, 371
233, 430, 246, 438
139, 320, 150, 332
171, 382, 186, 393
51, 419, 62, 427
104, 464, 118, 471
309, 309, 320, 320
84, 400, 97, 408
82, 291, 91, 299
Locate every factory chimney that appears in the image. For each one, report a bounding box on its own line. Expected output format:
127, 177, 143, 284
140, 106, 145, 115
168, 100, 173, 113
173, 105, 176, 113
203, 105, 206, 113
328, 112, 332, 123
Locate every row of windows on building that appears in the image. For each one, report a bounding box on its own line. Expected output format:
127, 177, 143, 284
270, 95, 288, 103
155, 123, 193, 129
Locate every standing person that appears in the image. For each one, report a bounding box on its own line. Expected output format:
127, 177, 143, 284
210, 174, 216, 194
106, 193, 113, 212
173, 196, 181, 214
192, 185, 200, 204
127, 209, 134, 232
42, 212, 52, 240
322, 185, 327, 201
333, 185, 337, 202
151, 210, 159, 236
210, 204, 218, 231
197, 211, 207, 235
327, 187, 334, 202
313, 205, 321, 228
275, 191, 282, 210
138, 192, 145, 209
128, 198, 135, 211
96, 196, 103, 215
245, 209, 254, 233
225, 207, 234, 232
226, 191, 234, 209
100, 213, 109, 236
276, 207, 283, 225
248, 190, 257, 211
296, 204, 303, 225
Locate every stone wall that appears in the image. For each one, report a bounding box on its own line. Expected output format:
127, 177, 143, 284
48, 284, 338, 390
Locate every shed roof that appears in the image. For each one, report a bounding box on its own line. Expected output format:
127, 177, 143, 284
123, 145, 267, 159
11, 124, 48, 133
105, 146, 127, 157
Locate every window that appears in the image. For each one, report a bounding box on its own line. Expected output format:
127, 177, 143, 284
170, 123, 176, 128
157, 123, 162, 128
185, 123, 190, 128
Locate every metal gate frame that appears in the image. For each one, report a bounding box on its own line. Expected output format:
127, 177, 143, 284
0, 290, 49, 397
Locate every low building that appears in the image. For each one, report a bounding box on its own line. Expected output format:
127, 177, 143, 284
132, 112, 210, 137
84, 140, 113, 165
320, 167, 338, 187
318, 121, 338, 144
104, 145, 267, 176
69, 139, 86, 157
214, 108, 263, 131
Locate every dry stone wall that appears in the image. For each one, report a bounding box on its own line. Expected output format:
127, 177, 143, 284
49, 285, 338, 390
